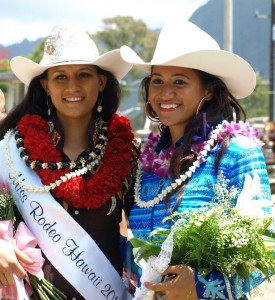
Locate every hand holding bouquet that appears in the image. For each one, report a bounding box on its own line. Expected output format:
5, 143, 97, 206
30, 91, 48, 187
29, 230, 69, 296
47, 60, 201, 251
131, 173, 275, 298
0, 182, 67, 300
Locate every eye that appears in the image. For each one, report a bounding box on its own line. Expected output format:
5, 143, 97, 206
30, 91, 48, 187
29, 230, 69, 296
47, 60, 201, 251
174, 79, 185, 85
151, 77, 163, 85
78, 72, 92, 78
55, 74, 67, 80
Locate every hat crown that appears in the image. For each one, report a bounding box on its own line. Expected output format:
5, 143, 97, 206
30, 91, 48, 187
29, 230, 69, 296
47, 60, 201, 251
151, 21, 220, 64
40, 21, 99, 66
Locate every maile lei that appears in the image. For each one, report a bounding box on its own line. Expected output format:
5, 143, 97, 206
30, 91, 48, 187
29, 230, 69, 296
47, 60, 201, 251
6, 114, 134, 210
135, 120, 264, 208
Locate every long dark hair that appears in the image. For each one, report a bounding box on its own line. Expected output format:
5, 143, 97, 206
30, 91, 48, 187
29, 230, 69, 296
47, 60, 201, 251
0, 66, 121, 139
140, 68, 246, 210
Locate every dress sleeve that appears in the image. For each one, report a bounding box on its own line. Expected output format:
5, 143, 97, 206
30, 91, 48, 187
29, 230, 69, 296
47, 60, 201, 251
222, 136, 271, 202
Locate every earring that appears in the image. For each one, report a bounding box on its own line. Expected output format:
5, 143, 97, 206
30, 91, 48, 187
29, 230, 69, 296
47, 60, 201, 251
51, 130, 61, 147
97, 92, 103, 113
47, 95, 52, 116
47, 120, 54, 133
145, 100, 151, 111
195, 97, 207, 116
47, 120, 61, 147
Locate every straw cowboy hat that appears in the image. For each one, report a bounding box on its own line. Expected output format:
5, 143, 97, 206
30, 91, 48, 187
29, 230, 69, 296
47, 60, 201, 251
120, 20, 256, 99
10, 21, 133, 85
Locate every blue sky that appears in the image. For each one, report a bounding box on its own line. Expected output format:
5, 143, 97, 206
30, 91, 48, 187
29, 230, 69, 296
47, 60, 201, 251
0, 0, 209, 46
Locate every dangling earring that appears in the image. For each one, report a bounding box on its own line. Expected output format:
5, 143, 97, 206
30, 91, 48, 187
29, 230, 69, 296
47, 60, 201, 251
195, 97, 207, 116
47, 120, 61, 147
47, 120, 54, 133
145, 99, 151, 112
47, 95, 52, 116
51, 130, 61, 147
97, 92, 103, 113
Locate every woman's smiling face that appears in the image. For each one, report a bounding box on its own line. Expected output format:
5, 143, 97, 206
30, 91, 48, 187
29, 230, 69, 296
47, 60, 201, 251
41, 64, 106, 122
149, 66, 211, 140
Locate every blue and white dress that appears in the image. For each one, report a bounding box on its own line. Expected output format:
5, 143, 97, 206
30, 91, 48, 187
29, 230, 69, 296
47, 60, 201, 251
129, 130, 272, 299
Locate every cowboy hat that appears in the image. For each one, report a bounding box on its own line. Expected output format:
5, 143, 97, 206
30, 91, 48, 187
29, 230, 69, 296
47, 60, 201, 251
10, 21, 133, 85
120, 20, 256, 99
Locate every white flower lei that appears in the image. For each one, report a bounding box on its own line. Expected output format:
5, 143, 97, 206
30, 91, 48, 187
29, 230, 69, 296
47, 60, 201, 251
134, 120, 262, 208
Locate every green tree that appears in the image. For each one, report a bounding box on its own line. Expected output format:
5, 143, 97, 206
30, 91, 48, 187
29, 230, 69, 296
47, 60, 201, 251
28, 37, 47, 63
93, 16, 158, 104
93, 16, 157, 62
242, 75, 269, 119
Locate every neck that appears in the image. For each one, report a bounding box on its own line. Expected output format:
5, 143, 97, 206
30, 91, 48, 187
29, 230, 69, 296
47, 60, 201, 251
169, 125, 185, 146
60, 117, 93, 161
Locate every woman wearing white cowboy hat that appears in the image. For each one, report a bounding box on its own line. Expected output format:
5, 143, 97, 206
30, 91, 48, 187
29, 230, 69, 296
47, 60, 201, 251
0, 21, 138, 299
121, 20, 273, 299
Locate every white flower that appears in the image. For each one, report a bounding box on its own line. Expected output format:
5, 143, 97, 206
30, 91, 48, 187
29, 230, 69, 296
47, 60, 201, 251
235, 172, 272, 219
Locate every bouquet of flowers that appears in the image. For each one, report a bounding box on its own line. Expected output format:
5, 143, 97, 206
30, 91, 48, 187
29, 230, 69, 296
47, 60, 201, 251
130, 173, 275, 299
0, 182, 67, 300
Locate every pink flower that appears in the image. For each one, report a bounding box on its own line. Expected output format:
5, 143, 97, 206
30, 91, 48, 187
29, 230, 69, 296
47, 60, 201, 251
0, 182, 9, 195
139, 133, 175, 177
221, 121, 263, 148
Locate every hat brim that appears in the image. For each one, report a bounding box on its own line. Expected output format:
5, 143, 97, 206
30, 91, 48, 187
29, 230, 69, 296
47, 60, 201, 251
120, 45, 256, 99
10, 49, 132, 86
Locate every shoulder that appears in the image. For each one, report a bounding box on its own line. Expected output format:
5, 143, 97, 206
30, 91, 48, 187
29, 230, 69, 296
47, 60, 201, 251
226, 135, 265, 160
226, 135, 267, 171
210, 135, 264, 160
230, 135, 262, 149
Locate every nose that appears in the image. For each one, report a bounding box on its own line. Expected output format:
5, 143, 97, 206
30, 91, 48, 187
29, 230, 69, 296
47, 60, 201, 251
159, 84, 175, 100
66, 78, 81, 92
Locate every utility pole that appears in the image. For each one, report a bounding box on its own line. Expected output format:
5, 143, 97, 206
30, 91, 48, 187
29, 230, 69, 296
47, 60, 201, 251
256, 1, 275, 120
224, 0, 233, 52
270, 0, 275, 121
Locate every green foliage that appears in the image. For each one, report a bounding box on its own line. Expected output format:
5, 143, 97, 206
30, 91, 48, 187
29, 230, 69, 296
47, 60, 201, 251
242, 75, 269, 118
93, 16, 158, 80
0, 184, 15, 221
0, 83, 8, 93
28, 37, 47, 63
94, 16, 157, 60
92, 16, 158, 104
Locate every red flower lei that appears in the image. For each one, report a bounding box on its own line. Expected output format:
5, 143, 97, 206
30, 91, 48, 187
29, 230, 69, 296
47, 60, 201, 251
17, 114, 134, 209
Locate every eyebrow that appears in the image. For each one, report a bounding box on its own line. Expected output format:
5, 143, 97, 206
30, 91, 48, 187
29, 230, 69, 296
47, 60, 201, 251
151, 72, 190, 79
51, 67, 95, 73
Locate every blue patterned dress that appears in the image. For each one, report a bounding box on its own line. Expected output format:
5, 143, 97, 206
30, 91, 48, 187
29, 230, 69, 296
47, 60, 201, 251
129, 131, 272, 299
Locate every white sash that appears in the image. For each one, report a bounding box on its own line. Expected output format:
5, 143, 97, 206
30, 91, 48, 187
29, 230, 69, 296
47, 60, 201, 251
0, 136, 133, 300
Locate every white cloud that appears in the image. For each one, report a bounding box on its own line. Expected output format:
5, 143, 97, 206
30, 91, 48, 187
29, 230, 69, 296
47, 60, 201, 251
0, 0, 209, 46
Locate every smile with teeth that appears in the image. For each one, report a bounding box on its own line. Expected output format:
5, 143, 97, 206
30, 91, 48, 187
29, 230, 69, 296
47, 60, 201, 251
64, 97, 83, 102
160, 103, 179, 109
